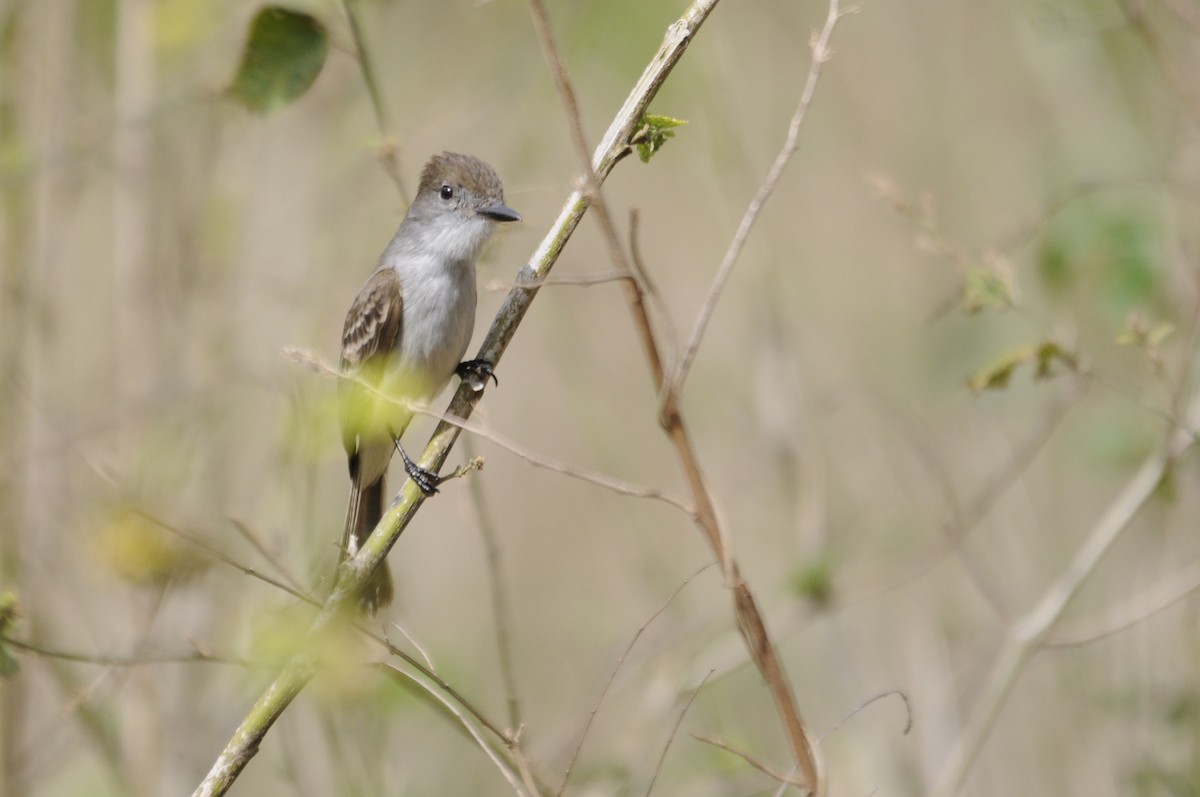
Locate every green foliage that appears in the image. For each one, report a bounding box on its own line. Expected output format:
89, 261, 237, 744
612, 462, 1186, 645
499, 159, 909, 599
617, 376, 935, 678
1117, 312, 1174, 371
966, 341, 1078, 393
961, 264, 1015, 314
91, 508, 208, 586
1038, 203, 1163, 316
228, 7, 328, 113
789, 556, 834, 608
632, 114, 688, 163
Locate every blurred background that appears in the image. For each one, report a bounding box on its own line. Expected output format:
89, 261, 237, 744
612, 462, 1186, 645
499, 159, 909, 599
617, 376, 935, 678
3, 0, 1200, 794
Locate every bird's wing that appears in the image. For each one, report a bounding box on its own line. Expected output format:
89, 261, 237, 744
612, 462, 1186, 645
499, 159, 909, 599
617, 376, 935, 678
341, 267, 404, 369
340, 267, 404, 455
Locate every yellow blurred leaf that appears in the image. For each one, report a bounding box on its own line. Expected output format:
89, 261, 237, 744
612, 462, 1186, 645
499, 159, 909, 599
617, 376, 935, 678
966, 341, 1077, 393
92, 508, 207, 586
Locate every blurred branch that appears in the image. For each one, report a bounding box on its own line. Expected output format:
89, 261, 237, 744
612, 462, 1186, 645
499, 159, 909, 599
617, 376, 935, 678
463, 437, 523, 733
228, 517, 307, 594
818, 689, 912, 741
691, 734, 807, 788
193, 3, 722, 794
931, 393, 1200, 797
1, 636, 248, 668
664, 0, 849, 411
377, 662, 534, 796
527, 2, 847, 794
644, 670, 712, 797
139, 511, 320, 608
340, 0, 409, 204
1047, 559, 1200, 646
527, 0, 667, 388
558, 562, 714, 796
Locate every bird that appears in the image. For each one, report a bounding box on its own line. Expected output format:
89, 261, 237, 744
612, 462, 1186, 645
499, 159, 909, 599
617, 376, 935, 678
339, 152, 520, 613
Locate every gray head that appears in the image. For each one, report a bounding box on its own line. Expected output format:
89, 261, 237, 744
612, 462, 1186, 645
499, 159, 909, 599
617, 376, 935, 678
401, 152, 521, 263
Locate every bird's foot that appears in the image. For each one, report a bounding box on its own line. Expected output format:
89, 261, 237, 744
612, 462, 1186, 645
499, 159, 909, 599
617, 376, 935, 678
456, 359, 498, 392
394, 440, 441, 496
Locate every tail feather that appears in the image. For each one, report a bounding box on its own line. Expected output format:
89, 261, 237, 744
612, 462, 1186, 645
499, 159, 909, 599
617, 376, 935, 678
342, 470, 394, 615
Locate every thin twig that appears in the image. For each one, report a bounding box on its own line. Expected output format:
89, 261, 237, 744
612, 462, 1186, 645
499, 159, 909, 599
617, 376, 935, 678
629, 208, 680, 374
464, 437, 523, 733
644, 670, 713, 797
931, 394, 1200, 797
818, 689, 912, 741
483, 270, 633, 291
137, 511, 320, 607
527, 0, 668, 390
228, 517, 306, 593
339, 0, 409, 203
1047, 560, 1200, 647
558, 563, 715, 797
384, 621, 435, 672
690, 734, 807, 787
0, 636, 249, 669
664, 0, 846, 409
377, 662, 532, 796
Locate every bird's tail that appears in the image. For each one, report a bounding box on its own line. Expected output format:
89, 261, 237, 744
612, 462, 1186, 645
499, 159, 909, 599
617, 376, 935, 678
342, 471, 394, 615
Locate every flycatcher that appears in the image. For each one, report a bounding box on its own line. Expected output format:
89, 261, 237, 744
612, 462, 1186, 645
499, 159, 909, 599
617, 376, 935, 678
339, 152, 520, 613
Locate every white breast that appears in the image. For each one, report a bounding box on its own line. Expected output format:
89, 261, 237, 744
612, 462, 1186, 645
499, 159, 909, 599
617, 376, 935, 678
390, 254, 477, 401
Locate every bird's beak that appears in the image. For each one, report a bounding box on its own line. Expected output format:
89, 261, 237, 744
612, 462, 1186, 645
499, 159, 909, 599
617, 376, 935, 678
477, 203, 522, 223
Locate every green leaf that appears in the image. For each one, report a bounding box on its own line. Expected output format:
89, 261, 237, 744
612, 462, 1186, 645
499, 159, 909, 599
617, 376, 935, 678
966, 341, 1077, 393
632, 114, 688, 163
228, 7, 328, 113
789, 557, 834, 608
961, 266, 1013, 314
1033, 341, 1076, 380
1037, 203, 1162, 314
966, 345, 1032, 393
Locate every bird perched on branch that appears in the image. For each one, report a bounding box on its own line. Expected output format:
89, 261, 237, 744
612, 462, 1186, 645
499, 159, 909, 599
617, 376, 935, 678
339, 152, 520, 613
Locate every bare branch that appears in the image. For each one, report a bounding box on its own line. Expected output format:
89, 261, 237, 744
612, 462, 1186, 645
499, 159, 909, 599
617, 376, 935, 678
665, 0, 848, 409
690, 734, 807, 787
483, 270, 638, 291
819, 689, 913, 741
931, 394, 1200, 797
0, 636, 249, 669
339, 0, 409, 203
1047, 560, 1200, 647
527, 0, 669, 389
227, 517, 307, 594
644, 670, 713, 797
522, 3, 848, 792
558, 563, 714, 796
377, 662, 532, 796
138, 511, 320, 608
464, 436, 523, 733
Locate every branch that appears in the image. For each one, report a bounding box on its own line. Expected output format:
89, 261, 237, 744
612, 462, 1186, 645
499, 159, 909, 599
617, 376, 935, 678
664, 0, 848, 411
931, 396, 1200, 797
339, 0, 409, 203
463, 437, 523, 732
557, 563, 714, 796
644, 670, 712, 797
192, 4, 722, 794
526, 3, 847, 794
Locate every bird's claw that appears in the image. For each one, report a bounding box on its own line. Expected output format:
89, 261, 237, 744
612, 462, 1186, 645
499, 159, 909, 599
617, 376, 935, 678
394, 440, 441, 495
456, 359, 498, 392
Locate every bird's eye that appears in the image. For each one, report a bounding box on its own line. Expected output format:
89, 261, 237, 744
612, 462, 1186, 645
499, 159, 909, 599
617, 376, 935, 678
439, 184, 454, 200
